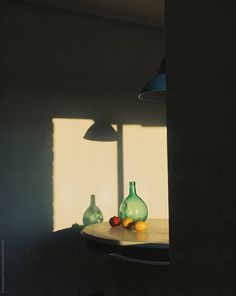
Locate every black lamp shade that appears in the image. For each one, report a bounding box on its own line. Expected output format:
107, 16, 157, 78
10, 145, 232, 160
83, 122, 117, 142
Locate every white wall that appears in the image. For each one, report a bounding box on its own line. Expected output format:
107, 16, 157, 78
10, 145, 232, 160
53, 118, 168, 231
123, 124, 169, 219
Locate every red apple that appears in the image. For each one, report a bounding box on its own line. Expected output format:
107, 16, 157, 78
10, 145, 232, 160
109, 216, 121, 227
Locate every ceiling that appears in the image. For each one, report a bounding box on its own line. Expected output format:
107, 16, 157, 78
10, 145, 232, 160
19, 0, 165, 28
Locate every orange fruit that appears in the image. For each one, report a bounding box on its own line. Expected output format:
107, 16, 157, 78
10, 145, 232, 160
122, 218, 133, 228
134, 221, 148, 232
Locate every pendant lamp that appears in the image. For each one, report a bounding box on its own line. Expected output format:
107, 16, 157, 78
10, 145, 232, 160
138, 57, 166, 101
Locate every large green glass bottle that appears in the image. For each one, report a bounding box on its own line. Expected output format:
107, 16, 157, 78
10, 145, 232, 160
83, 194, 103, 226
119, 181, 148, 222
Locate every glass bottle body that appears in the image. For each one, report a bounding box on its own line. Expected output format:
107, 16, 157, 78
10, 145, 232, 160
83, 195, 103, 226
119, 182, 148, 222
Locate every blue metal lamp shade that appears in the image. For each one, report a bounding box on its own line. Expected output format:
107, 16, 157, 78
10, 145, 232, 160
138, 57, 166, 101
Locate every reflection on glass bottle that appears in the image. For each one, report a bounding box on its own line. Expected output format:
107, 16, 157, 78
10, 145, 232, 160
119, 181, 148, 222
83, 194, 103, 226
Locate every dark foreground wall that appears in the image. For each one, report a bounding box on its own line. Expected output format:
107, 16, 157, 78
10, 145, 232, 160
166, 1, 234, 295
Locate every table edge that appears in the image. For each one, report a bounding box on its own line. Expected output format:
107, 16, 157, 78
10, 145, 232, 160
81, 228, 169, 249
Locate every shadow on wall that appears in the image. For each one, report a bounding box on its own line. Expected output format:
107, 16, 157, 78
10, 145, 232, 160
0, 0, 166, 294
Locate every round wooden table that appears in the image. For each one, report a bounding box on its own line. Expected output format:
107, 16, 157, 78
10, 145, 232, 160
81, 218, 169, 247
81, 219, 169, 264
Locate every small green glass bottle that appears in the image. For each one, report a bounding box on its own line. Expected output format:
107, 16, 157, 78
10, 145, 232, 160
119, 181, 148, 222
83, 194, 103, 226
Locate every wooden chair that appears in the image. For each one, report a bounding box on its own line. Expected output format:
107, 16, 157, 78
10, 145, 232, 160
108, 252, 170, 296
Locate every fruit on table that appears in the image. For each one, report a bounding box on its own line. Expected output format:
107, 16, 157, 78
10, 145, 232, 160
134, 221, 148, 232
122, 218, 134, 229
109, 216, 121, 227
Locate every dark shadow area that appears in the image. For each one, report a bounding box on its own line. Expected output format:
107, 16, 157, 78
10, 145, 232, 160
85, 237, 169, 262
1, 0, 167, 295
117, 124, 124, 207
166, 1, 234, 295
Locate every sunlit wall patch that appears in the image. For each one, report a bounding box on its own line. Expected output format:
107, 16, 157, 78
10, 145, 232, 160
53, 118, 168, 231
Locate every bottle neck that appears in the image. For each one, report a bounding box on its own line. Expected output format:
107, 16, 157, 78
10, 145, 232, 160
90, 195, 96, 207
129, 182, 136, 195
